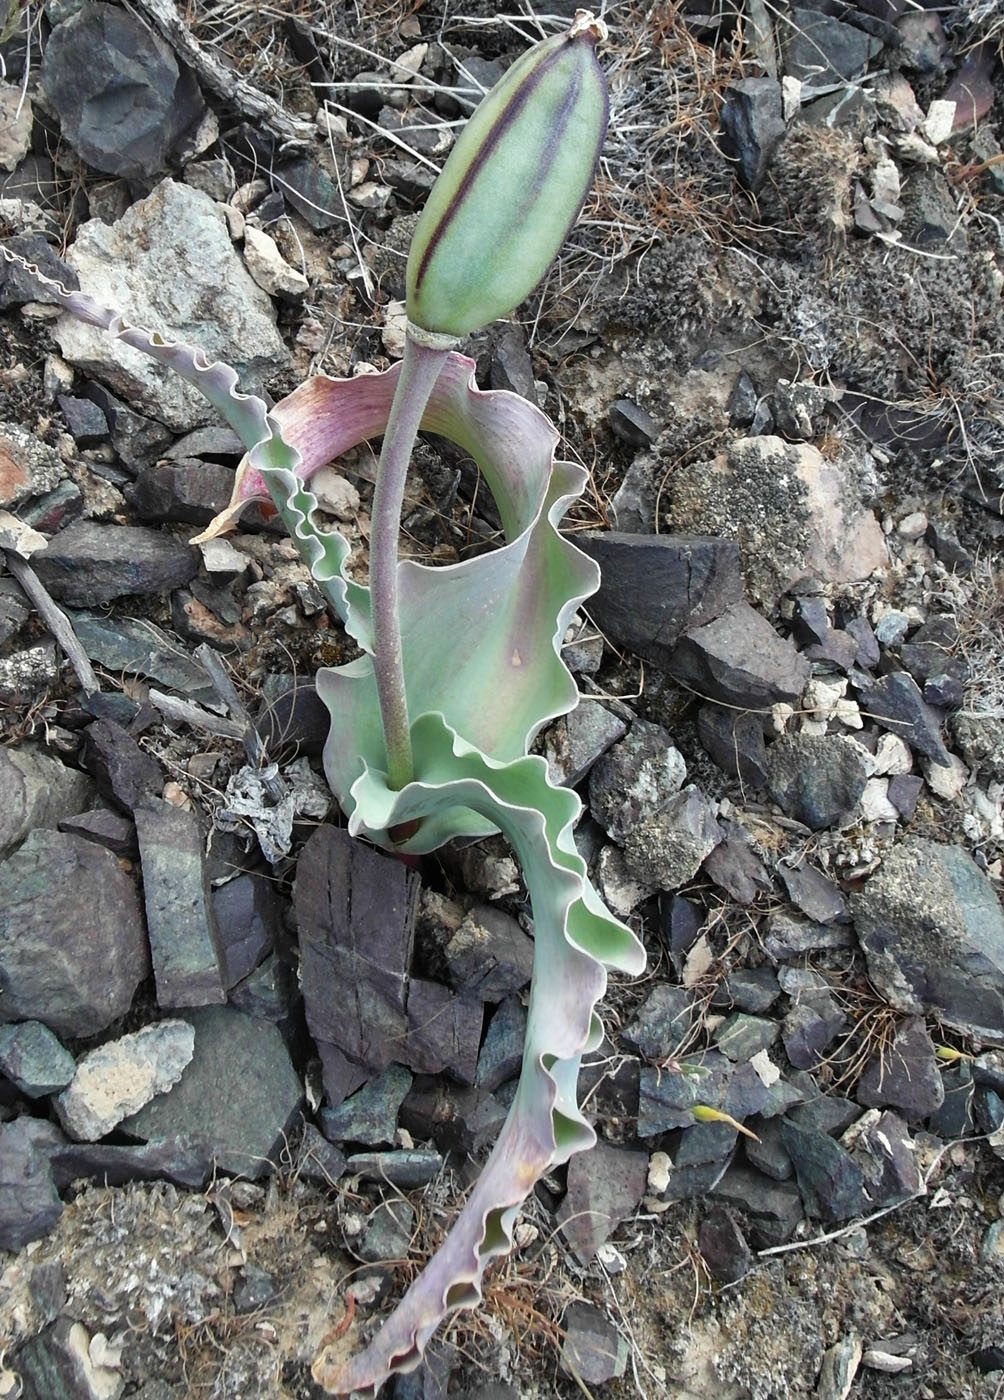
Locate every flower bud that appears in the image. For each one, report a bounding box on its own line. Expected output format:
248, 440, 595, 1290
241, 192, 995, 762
406, 11, 608, 340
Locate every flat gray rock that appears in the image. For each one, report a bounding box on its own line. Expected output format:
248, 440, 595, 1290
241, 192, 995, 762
857, 1017, 944, 1121
0, 743, 92, 859
54, 179, 290, 432
556, 1140, 648, 1265
852, 837, 1004, 1043
0, 829, 148, 1038
0, 1021, 76, 1098
0, 1118, 63, 1250
134, 798, 226, 1009
32, 521, 198, 606
767, 734, 869, 830
120, 1005, 303, 1178
669, 600, 810, 709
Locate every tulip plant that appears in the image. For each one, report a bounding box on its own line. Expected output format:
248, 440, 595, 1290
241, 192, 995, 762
2, 12, 646, 1395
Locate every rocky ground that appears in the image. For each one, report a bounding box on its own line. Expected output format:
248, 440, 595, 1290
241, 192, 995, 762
2, 1, 1004, 1398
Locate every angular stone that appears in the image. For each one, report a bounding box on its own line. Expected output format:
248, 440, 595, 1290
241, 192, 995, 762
589, 719, 686, 844
55, 180, 290, 432
670, 601, 810, 709
698, 1204, 752, 1283
443, 906, 534, 1002
714, 1164, 804, 1248
274, 155, 349, 231
0, 1118, 62, 1250
131, 457, 239, 526
720, 77, 785, 189
32, 521, 198, 606
0, 743, 93, 859
622, 785, 721, 890
120, 1005, 303, 1178
713, 1013, 778, 1062
0, 829, 148, 1038
82, 383, 174, 470
358, 1197, 415, 1264
320, 1063, 412, 1146
765, 912, 854, 960
475, 994, 527, 1092
55, 394, 107, 447
703, 820, 772, 904
777, 860, 849, 924
767, 734, 869, 830
0, 234, 78, 311
83, 718, 163, 815
41, 3, 206, 178
296, 825, 418, 1074
67, 611, 216, 701
852, 837, 1004, 1042
294, 1123, 347, 1186
621, 985, 693, 1059
213, 871, 284, 988
712, 965, 780, 1014
47, 1134, 214, 1191
544, 700, 628, 788
781, 1120, 868, 1221
856, 1017, 944, 1120
950, 714, 1004, 781
347, 1149, 444, 1189
856, 670, 952, 768
560, 1302, 627, 1386
0, 422, 65, 509
404, 979, 483, 1084
228, 952, 299, 1026
575, 533, 743, 668
852, 1110, 921, 1205
55, 1020, 195, 1141
557, 1140, 648, 1265
609, 398, 658, 447
57, 807, 135, 856
697, 703, 769, 788
0, 1021, 76, 1098
784, 7, 883, 84
783, 997, 847, 1070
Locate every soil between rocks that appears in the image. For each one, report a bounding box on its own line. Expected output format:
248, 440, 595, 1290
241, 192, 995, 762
2, 3, 1004, 1400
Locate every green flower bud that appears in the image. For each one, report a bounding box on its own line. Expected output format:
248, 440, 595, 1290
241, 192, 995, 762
406, 11, 608, 341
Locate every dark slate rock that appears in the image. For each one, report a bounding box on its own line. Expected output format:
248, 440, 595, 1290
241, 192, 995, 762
443, 906, 534, 1002
855, 670, 951, 767
48, 1134, 214, 1190
669, 601, 810, 709
887, 773, 923, 821
662, 895, 704, 975
713, 1164, 803, 1247
719, 76, 785, 190
765, 911, 854, 960
274, 155, 349, 231
134, 798, 226, 1009
780, 1119, 868, 1221
233, 1264, 278, 1313
792, 595, 829, 648
712, 965, 780, 1014
399, 1080, 506, 1158
228, 953, 300, 1026
843, 614, 880, 670
777, 860, 848, 924
928, 1064, 975, 1139
131, 457, 238, 525
0, 234, 78, 311
485, 323, 537, 402
544, 700, 628, 789
898, 614, 960, 685
699, 1204, 752, 1283
677, 1120, 738, 1167
974, 1052, 1004, 1096
702, 820, 772, 904
722, 1061, 774, 1122
856, 1017, 944, 1120
743, 1117, 793, 1180
575, 533, 743, 668
358, 1198, 415, 1264
55, 394, 107, 447
772, 381, 827, 441
294, 1123, 347, 1186
83, 717, 163, 814
782, 996, 847, 1071
120, 1005, 303, 1178
296, 825, 418, 1076
321, 1064, 413, 1146
854, 1110, 921, 1204
82, 382, 174, 470
787, 1095, 862, 1137
949, 715, 1004, 781
637, 1051, 763, 1137
925, 520, 972, 573
347, 1149, 444, 1189
852, 837, 1004, 1042
0, 829, 148, 1038
57, 806, 135, 855
556, 1140, 648, 1265
41, 3, 206, 178
697, 703, 769, 788
588, 719, 685, 844
0, 742, 93, 860
657, 1156, 735, 1205
0, 1119, 63, 1249
0, 1021, 75, 1098
727, 369, 759, 427
32, 521, 199, 605
767, 733, 868, 830
404, 979, 483, 1084
256, 683, 330, 761
713, 1013, 778, 1062
68, 610, 216, 701
924, 673, 963, 708
621, 984, 693, 1059
560, 1302, 627, 1386
213, 871, 284, 988
784, 7, 883, 84
475, 995, 526, 1092
609, 398, 658, 448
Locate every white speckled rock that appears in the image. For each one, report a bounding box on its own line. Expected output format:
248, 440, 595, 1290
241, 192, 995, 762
55, 1021, 195, 1142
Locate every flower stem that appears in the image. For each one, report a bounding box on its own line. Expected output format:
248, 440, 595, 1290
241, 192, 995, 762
369, 335, 449, 790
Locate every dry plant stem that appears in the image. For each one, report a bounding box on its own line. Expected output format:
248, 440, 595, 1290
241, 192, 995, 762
3, 549, 100, 695
369, 335, 449, 790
